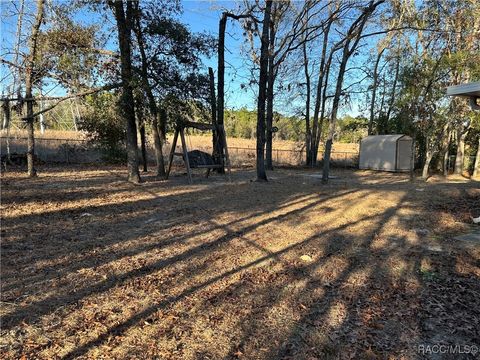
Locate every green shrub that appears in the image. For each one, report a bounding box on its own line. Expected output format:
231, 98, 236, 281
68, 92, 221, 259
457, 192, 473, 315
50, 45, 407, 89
79, 93, 127, 163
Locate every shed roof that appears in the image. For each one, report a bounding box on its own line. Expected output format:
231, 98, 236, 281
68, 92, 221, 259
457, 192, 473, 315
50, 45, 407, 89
361, 135, 411, 144
446, 81, 480, 97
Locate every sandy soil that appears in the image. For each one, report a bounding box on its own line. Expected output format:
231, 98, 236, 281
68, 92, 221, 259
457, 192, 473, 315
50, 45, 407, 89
1, 165, 479, 359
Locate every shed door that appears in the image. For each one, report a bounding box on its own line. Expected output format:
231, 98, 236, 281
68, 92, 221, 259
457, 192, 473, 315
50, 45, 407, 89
396, 139, 412, 170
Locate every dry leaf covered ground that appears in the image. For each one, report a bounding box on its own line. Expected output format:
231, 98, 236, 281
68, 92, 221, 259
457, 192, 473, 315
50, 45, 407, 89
1, 165, 479, 359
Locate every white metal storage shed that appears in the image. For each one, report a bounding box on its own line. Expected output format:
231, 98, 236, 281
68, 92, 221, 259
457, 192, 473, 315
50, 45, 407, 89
359, 135, 413, 172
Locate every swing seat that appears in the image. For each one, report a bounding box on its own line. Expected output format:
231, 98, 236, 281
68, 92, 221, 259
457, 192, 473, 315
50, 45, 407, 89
166, 122, 231, 183
186, 150, 216, 168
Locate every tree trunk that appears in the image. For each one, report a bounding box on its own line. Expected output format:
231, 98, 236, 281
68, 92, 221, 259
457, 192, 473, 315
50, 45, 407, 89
473, 137, 480, 178
379, 74, 387, 119
209, 67, 222, 170
134, 92, 148, 172
256, 0, 272, 182
410, 132, 416, 182
315, 50, 334, 165
132, 2, 164, 178
265, 12, 276, 171
441, 127, 451, 176
39, 110, 45, 134
443, 150, 449, 176
368, 47, 384, 135
139, 121, 147, 172
2, 100, 10, 130
265, 72, 275, 171
385, 53, 400, 123
454, 128, 467, 175
24, 0, 45, 177
26, 108, 36, 177
303, 37, 311, 167
159, 108, 167, 141
111, 0, 140, 183
322, 47, 349, 183
151, 116, 165, 177
310, 22, 332, 167
216, 14, 227, 173
422, 142, 433, 180
2, 101, 11, 158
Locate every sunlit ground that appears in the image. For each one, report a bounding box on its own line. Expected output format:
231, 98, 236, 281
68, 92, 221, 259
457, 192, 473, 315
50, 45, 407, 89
1, 165, 479, 359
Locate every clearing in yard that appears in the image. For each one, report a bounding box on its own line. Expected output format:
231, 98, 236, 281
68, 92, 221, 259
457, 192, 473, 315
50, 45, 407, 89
1, 166, 479, 359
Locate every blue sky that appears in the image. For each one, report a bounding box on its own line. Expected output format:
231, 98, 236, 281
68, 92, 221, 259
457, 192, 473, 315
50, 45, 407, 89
1, 0, 257, 110
0, 0, 369, 116
180, 1, 367, 116
181, 1, 257, 110
180, 1, 368, 116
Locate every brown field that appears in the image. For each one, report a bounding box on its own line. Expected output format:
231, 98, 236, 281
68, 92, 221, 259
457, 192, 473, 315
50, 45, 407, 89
0, 129, 87, 141
0, 129, 359, 152
1, 130, 359, 167
179, 134, 358, 153
1, 166, 479, 359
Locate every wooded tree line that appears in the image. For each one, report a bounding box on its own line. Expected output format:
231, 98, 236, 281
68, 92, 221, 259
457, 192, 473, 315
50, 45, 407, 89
1, 0, 479, 182
224, 109, 365, 145
241, 0, 479, 180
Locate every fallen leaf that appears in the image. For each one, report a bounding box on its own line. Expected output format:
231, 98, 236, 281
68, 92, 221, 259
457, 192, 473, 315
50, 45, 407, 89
300, 255, 313, 262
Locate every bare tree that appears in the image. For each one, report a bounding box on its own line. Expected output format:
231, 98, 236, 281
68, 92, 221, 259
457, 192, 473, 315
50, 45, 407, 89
308, 2, 343, 167
256, 0, 273, 181
217, 12, 229, 173
264, 2, 279, 171
302, 27, 312, 166
217, 10, 256, 172
322, 0, 385, 183
264, 1, 326, 170
368, 47, 385, 135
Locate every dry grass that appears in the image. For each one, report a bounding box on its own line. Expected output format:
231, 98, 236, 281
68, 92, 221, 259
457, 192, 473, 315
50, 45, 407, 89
0, 129, 87, 141
1, 166, 478, 359
1, 129, 358, 152
176, 134, 358, 152
173, 134, 295, 150
1, 130, 359, 167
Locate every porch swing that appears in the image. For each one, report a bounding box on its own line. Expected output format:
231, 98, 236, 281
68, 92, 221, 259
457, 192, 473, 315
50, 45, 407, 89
165, 120, 231, 183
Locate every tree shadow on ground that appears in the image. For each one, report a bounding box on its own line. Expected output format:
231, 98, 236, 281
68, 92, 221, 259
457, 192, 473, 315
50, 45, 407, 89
2, 168, 358, 325
1, 166, 478, 359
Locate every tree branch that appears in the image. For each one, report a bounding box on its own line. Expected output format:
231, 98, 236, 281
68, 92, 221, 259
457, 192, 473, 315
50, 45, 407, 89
19, 83, 121, 120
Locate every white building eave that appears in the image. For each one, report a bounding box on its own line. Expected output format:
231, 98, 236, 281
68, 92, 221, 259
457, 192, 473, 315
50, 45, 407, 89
447, 81, 480, 110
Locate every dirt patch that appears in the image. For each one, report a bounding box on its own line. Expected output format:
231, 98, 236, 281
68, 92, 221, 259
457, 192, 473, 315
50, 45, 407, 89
1, 166, 479, 359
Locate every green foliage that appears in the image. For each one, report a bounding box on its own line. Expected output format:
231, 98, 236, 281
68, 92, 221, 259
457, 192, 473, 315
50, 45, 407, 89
224, 108, 304, 141
225, 108, 257, 139
79, 92, 126, 163
137, 2, 214, 103
337, 115, 368, 143
384, 0, 480, 172
465, 119, 480, 157
38, 5, 105, 90
275, 114, 304, 142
